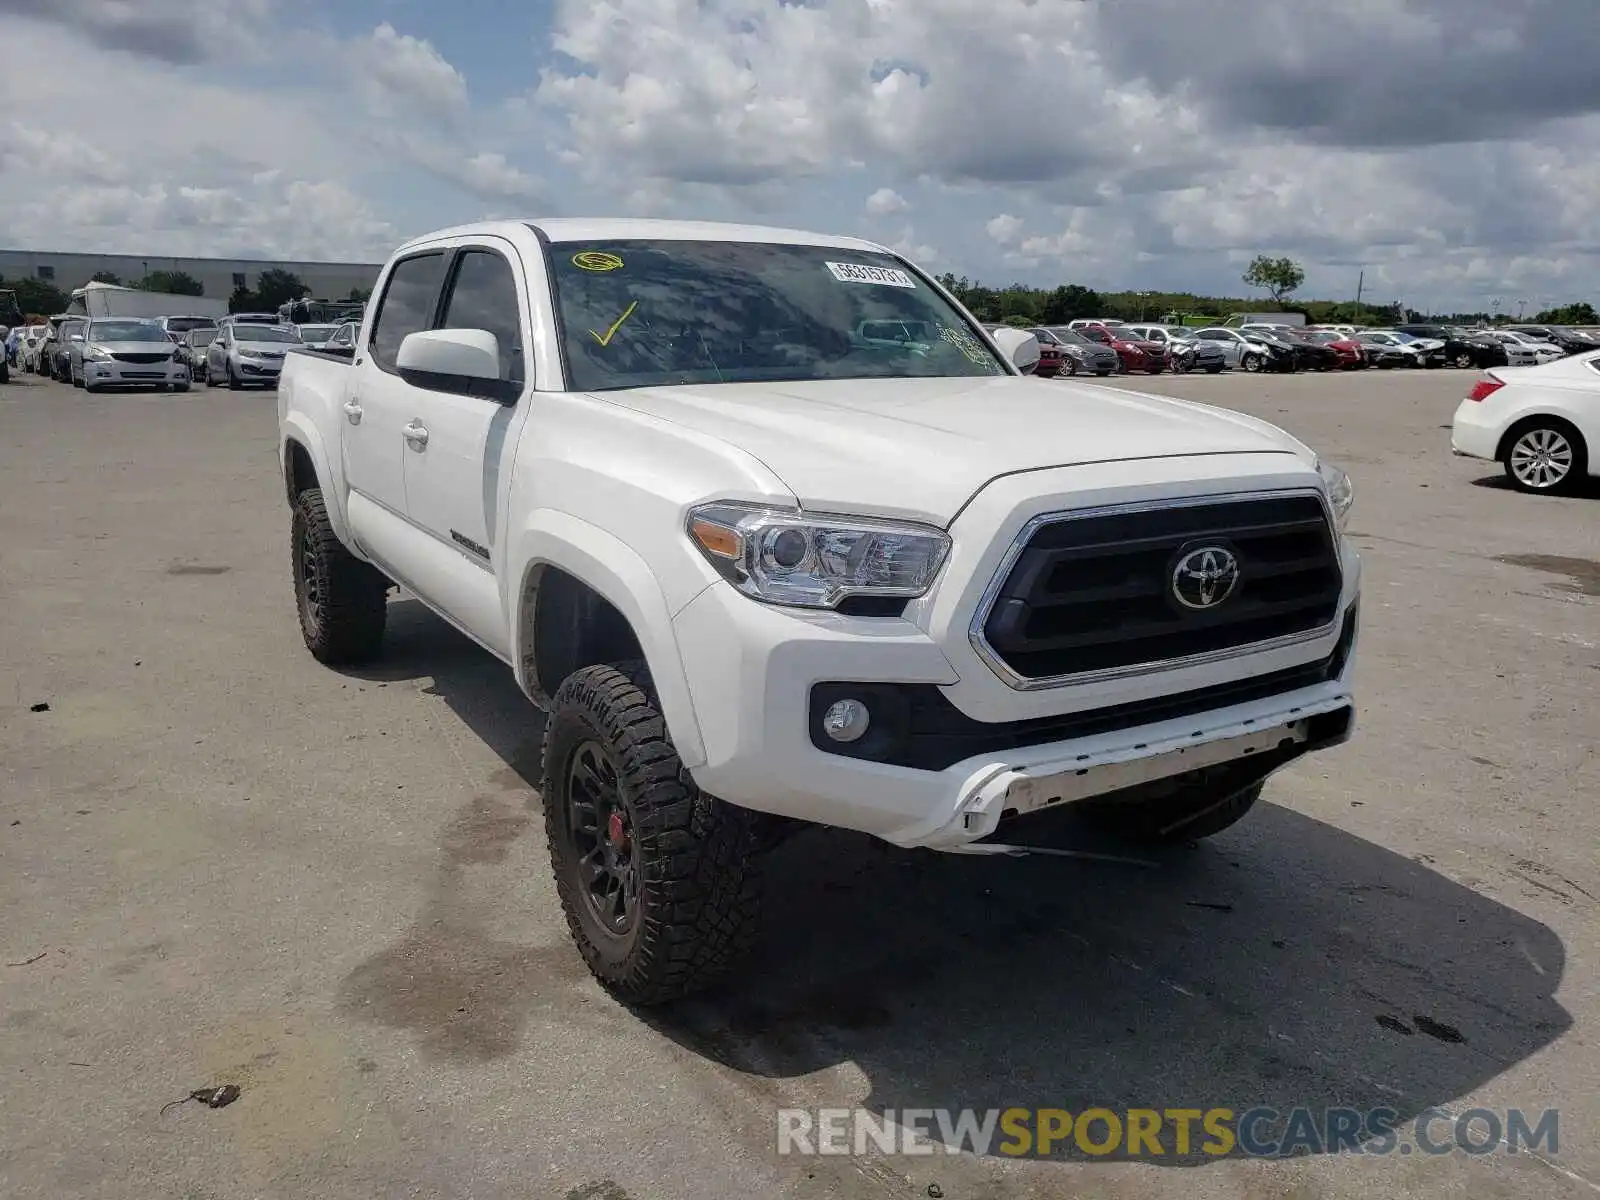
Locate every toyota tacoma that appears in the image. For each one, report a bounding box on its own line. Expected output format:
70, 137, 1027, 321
278, 219, 1361, 1003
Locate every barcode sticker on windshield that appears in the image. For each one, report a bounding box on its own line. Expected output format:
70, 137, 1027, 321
825, 261, 916, 288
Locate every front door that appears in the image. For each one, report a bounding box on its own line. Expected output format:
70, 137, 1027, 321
341, 250, 450, 566
398, 243, 531, 657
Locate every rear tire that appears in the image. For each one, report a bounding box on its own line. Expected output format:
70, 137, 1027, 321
1502, 419, 1587, 495
291, 487, 388, 663
543, 662, 767, 1005
1080, 781, 1263, 845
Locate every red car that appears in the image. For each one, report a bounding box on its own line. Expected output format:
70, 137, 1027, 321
1300, 329, 1367, 369
1078, 324, 1165, 373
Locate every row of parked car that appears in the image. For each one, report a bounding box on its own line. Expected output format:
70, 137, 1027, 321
8, 311, 359, 392
991, 318, 1600, 378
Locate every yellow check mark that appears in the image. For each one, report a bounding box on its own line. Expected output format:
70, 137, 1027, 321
588, 300, 638, 347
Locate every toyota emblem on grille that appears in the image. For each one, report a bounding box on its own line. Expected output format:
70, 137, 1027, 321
1171, 544, 1241, 610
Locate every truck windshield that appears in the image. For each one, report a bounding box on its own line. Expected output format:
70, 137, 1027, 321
546, 239, 1006, 391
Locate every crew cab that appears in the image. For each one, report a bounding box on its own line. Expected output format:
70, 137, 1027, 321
278, 219, 1362, 1003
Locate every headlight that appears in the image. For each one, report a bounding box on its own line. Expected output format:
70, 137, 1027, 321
82, 346, 111, 362
1316, 459, 1354, 529
687, 502, 950, 609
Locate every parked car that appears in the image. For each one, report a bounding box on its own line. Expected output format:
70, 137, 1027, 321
1298, 329, 1367, 369
47, 318, 86, 381
19, 324, 51, 374
1484, 329, 1564, 365
159, 315, 219, 343
1077, 323, 1164, 373
294, 323, 344, 351
1192, 327, 1289, 372
177, 328, 218, 380
1123, 324, 1226, 373
1501, 325, 1595, 355
278, 217, 1361, 1003
1271, 329, 1342, 372
205, 322, 302, 388
1356, 331, 1428, 368
322, 321, 360, 358
1452, 349, 1599, 494
982, 324, 1062, 377
1033, 326, 1119, 376
1395, 325, 1505, 369
70, 317, 191, 392
1066, 318, 1126, 332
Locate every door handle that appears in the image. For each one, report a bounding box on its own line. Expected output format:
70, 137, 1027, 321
343, 400, 363, 424
402, 420, 429, 449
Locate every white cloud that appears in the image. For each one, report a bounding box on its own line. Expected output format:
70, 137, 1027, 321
351, 22, 470, 119
985, 214, 1024, 245
865, 187, 909, 216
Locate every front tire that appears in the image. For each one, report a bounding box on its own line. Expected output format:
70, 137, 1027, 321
291, 487, 388, 663
227, 362, 243, 391
542, 663, 767, 1005
1503, 421, 1586, 495
1453, 352, 1475, 369
1081, 780, 1263, 845
1241, 352, 1262, 373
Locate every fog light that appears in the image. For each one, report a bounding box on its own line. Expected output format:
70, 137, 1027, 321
822, 698, 870, 743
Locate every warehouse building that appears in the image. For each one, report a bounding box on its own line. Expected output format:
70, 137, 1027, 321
0, 248, 381, 301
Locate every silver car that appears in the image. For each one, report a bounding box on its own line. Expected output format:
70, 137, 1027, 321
71, 318, 191, 392
205, 323, 302, 389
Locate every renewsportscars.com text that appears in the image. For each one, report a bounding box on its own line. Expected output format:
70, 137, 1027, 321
776, 1106, 1560, 1159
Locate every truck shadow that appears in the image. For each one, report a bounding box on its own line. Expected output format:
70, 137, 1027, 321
343, 599, 1571, 1165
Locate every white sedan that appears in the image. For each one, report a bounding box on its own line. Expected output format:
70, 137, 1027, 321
1451, 350, 1600, 493
1479, 329, 1563, 366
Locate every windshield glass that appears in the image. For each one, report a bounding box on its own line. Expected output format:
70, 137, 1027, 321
298, 325, 338, 340
165, 317, 216, 333
90, 320, 167, 342
546, 239, 1006, 391
188, 330, 217, 346
235, 326, 301, 344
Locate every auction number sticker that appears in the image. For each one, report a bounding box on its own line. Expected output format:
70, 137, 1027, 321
825, 261, 916, 288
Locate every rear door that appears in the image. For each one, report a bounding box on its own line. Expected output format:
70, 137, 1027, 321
397, 241, 532, 656
341, 251, 450, 571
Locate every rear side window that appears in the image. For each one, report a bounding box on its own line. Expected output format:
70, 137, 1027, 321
369, 252, 447, 372
438, 249, 525, 385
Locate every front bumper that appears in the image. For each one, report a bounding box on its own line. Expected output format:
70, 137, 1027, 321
235, 356, 284, 381
83, 359, 188, 386
674, 533, 1361, 851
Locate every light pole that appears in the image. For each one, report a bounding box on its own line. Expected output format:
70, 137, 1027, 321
1137, 290, 1153, 321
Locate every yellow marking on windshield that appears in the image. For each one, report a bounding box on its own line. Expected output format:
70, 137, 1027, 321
573, 251, 624, 272
588, 300, 639, 347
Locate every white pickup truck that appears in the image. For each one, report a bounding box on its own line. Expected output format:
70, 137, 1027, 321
278, 219, 1361, 1003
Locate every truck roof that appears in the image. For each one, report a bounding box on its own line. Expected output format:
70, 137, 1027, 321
394, 218, 891, 255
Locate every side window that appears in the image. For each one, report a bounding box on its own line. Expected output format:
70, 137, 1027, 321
369, 252, 447, 373
437, 249, 525, 385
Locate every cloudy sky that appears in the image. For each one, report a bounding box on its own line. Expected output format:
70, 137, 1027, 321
2, 0, 1597, 312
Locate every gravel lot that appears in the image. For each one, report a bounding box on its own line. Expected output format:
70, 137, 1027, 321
1, 367, 1596, 1200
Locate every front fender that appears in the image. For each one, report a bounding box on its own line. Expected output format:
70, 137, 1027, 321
509, 510, 708, 769
279, 412, 354, 549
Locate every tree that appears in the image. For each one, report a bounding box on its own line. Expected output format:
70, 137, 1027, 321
227, 285, 260, 314
135, 270, 204, 296
0, 275, 69, 316
1241, 255, 1305, 305
346, 286, 371, 302
89, 270, 122, 285
253, 269, 308, 310
1039, 284, 1102, 324
1534, 301, 1598, 325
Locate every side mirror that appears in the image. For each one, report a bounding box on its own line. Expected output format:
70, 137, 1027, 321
70, 334, 83, 343
396, 328, 516, 400
987, 326, 1041, 375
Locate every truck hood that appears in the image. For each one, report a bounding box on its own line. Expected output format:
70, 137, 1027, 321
593, 375, 1307, 523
